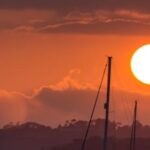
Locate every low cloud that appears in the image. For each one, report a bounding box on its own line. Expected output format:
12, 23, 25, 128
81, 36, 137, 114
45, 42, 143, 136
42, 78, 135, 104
0, 70, 150, 127
0, 90, 29, 126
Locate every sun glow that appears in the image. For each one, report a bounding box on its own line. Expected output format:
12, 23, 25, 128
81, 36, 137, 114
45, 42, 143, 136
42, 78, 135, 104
131, 44, 150, 84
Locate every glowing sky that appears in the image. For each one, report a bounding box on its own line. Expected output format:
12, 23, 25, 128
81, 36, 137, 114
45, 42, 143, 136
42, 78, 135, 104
0, 0, 150, 127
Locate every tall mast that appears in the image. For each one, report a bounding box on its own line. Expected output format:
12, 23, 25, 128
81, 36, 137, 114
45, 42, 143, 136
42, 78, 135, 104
103, 57, 112, 150
130, 101, 138, 150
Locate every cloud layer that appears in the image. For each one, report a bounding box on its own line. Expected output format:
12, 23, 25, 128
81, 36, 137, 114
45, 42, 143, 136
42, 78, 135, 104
0, 0, 150, 13
0, 70, 150, 128
1, 0, 150, 35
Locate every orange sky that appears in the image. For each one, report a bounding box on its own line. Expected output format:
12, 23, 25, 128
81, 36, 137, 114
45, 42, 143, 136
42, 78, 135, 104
0, 31, 150, 127
1, 0, 150, 127
0, 32, 150, 94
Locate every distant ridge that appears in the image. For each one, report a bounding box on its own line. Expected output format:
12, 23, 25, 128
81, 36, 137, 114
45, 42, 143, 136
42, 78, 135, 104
0, 119, 150, 150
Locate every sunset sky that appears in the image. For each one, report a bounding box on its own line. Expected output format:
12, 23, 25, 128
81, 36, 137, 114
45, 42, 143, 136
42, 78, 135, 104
0, 0, 150, 127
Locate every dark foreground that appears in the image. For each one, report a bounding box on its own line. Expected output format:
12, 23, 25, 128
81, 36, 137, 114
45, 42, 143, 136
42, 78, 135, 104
0, 119, 150, 150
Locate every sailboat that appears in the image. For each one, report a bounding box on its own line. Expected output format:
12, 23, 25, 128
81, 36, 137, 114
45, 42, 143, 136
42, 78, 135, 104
80, 56, 112, 150
80, 57, 138, 150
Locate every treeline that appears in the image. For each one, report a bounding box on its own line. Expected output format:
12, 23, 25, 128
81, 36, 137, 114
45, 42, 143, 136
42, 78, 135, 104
0, 119, 150, 150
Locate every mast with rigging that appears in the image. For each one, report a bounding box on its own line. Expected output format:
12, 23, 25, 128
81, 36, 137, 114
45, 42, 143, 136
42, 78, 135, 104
103, 57, 112, 150
80, 57, 112, 150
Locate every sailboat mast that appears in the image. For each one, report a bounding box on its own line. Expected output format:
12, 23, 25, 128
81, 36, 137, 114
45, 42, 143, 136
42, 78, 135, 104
130, 100, 138, 150
133, 100, 137, 150
103, 57, 112, 150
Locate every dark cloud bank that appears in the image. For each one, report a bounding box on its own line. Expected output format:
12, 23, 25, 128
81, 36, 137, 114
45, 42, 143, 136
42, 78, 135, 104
1, 0, 150, 35
0, 0, 150, 13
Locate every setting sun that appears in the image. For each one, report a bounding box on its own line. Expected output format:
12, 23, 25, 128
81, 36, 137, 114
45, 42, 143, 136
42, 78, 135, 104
131, 44, 150, 84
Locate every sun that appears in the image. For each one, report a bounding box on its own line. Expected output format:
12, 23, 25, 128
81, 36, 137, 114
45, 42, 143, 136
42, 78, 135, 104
131, 44, 150, 84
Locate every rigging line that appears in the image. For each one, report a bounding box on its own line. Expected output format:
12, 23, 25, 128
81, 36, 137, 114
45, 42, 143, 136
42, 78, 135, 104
112, 61, 129, 123
122, 99, 131, 125
123, 95, 132, 120
120, 94, 133, 125
80, 63, 107, 150
113, 60, 132, 121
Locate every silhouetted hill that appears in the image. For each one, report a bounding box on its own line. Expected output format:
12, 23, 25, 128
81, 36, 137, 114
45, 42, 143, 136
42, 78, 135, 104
0, 119, 150, 150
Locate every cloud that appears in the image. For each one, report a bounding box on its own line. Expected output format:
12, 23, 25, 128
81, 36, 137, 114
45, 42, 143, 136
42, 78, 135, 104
0, 69, 97, 127
0, 90, 29, 126
46, 69, 95, 91
0, 70, 150, 127
35, 10, 150, 35
38, 19, 150, 35
0, 0, 150, 14
0, 1, 150, 35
